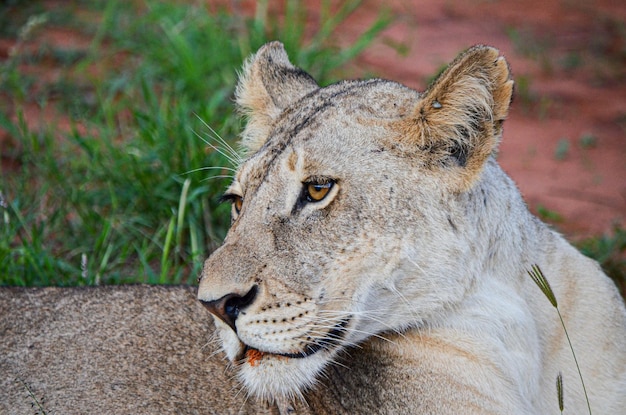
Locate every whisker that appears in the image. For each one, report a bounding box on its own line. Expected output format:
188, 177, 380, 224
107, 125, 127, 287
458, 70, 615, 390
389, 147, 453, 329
326, 355, 351, 370
313, 325, 394, 346
316, 307, 407, 341
234, 380, 250, 412
194, 114, 243, 165
185, 165, 238, 174
200, 175, 234, 182
195, 115, 240, 157
300, 316, 397, 349
207, 346, 225, 359
385, 284, 423, 327
192, 129, 241, 167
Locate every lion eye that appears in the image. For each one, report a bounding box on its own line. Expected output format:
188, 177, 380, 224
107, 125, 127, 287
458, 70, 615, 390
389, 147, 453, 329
305, 181, 333, 202
220, 193, 243, 216
233, 196, 243, 214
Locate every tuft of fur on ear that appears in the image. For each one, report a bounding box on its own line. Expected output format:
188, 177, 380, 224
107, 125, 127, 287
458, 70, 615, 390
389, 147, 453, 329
396, 45, 514, 189
235, 41, 319, 155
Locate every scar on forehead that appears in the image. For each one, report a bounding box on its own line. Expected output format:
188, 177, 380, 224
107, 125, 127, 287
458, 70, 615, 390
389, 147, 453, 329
287, 150, 297, 172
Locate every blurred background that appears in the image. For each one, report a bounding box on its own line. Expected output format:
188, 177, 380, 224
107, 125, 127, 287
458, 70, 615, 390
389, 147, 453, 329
0, 0, 624, 293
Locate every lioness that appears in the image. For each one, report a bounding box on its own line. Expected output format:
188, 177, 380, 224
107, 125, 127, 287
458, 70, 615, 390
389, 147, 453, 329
2, 44, 625, 415
197, 42, 626, 413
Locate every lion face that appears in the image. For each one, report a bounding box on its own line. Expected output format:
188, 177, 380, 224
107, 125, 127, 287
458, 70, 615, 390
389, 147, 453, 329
198, 42, 513, 402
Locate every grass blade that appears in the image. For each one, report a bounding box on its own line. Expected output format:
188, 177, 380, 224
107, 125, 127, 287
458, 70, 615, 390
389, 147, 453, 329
528, 264, 591, 414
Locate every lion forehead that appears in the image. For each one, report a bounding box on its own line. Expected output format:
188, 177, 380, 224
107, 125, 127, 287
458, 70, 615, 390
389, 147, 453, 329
237, 79, 419, 188
276, 79, 418, 128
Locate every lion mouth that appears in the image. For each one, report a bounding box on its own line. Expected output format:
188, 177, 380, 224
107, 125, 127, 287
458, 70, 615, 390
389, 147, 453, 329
241, 318, 350, 364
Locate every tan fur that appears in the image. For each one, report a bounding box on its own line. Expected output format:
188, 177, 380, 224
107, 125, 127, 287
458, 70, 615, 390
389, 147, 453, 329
235, 44, 318, 154
2, 44, 625, 415
391, 46, 513, 189
1, 286, 399, 414
199, 42, 626, 413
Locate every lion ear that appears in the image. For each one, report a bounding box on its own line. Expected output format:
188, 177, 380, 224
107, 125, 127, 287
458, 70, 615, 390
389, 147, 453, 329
399, 45, 514, 190
235, 41, 319, 154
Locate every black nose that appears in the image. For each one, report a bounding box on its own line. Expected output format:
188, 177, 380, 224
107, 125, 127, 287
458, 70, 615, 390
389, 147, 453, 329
200, 286, 258, 332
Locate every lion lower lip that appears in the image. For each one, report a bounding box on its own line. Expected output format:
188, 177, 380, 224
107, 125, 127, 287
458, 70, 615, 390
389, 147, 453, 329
242, 318, 350, 361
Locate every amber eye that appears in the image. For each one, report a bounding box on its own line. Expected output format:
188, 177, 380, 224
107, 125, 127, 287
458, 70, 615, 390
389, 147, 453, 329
233, 196, 243, 214
221, 193, 244, 216
305, 181, 333, 202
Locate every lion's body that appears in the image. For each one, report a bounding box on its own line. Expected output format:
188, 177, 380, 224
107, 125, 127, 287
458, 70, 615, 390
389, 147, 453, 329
3, 286, 419, 415
1, 285, 524, 414
1, 286, 261, 414
1, 285, 362, 414
2, 43, 626, 414
197, 42, 626, 413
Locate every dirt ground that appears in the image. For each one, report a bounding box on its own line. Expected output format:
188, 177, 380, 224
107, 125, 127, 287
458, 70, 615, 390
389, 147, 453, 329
2, 0, 625, 241
339, 0, 626, 240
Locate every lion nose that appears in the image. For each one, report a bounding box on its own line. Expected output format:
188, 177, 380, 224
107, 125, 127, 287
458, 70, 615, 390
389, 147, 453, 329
200, 286, 258, 332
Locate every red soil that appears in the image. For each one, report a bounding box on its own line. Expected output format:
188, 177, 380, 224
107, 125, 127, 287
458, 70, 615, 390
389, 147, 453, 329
338, 0, 626, 240
2, 0, 625, 241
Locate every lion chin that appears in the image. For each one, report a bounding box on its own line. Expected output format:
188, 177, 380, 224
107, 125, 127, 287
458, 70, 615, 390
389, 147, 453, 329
214, 319, 332, 402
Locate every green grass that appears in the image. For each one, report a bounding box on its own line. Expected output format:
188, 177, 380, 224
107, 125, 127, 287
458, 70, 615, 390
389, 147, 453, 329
0, 0, 390, 286
578, 226, 626, 297
505, 27, 553, 73
554, 138, 570, 160
2, 1, 623, 291
535, 204, 564, 223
